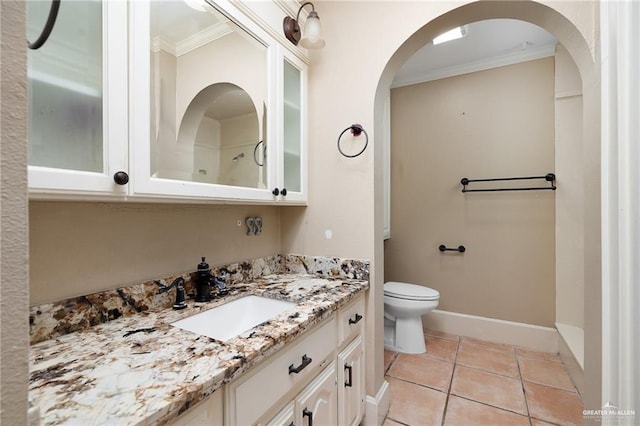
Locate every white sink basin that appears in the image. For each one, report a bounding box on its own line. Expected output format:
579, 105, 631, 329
171, 295, 296, 342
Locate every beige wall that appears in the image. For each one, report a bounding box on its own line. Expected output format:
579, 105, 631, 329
29, 202, 281, 305
385, 58, 556, 327
554, 45, 584, 329
1, 1, 29, 424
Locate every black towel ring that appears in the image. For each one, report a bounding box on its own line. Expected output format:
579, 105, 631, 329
28, 0, 61, 50
337, 124, 368, 158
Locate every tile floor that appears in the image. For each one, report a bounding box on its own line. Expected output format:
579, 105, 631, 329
383, 330, 583, 426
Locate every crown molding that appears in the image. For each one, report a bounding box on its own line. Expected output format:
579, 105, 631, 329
151, 22, 233, 57
151, 36, 176, 55
392, 44, 557, 89
176, 22, 233, 56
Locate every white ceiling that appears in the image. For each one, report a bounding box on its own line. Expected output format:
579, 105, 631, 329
151, 0, 224, 43
393, 19, 557, 88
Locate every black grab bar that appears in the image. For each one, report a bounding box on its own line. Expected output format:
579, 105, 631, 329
439, 245, 466, 253
460, 173, 556, 193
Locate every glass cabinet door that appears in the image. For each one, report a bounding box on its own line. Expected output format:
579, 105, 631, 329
27, 0, 128, 195
278, 52, 306, 202
27, 0, 102, 172
283, 59, 301, 193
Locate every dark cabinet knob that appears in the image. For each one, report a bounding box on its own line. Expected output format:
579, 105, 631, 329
113, 171, 129, 185
272, 188, 288, 197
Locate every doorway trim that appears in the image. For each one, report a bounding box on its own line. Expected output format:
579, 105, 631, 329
600, 0, 640, 419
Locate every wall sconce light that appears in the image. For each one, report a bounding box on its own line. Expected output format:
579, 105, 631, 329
283, 2, 325, 49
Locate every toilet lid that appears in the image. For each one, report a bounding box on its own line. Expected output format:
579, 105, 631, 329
384, 281, 440, 301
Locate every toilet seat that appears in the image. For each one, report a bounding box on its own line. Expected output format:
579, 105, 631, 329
384, 281, 439, 301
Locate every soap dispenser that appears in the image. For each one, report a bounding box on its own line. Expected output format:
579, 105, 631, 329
196, 257, 212, 302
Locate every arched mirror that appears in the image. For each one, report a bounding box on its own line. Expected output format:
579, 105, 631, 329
149, 0, 267, 189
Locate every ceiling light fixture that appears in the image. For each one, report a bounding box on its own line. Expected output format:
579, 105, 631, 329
433, 25, 468, 45
283, 2, 325, 49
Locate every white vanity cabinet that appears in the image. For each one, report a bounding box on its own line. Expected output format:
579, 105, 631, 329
226, 294, 366, 426
264, 363, 338, 426
27, 1, 129, 197
169, 389, 223, 426
28, 0, 308, 205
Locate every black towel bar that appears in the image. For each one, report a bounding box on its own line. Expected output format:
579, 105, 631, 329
461, 173, 556, 193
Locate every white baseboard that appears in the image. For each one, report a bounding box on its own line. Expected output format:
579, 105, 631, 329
557, 325, 585, 397
423, 309, 559, 353
364, 380, 390, 426
555, 322, 584, 369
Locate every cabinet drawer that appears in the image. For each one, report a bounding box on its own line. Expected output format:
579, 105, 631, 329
338, 295, 365, 347
226, 317, 337, 425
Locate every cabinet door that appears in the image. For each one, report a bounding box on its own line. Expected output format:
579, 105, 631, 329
338, 336, 365, 426
295, 363, 337, 426
265, 401, 295, 426
130, 0, 277, 202
272, 49, 307, 204
27, 0, 128, 197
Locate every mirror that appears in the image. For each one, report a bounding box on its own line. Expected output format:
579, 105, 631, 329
150, 0, 267, 188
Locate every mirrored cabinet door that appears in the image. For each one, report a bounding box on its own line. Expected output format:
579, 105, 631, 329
132, 0, 275, 201
27, 0, 128, 195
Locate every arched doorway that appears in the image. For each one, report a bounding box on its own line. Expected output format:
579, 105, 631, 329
373, 0, 599, 412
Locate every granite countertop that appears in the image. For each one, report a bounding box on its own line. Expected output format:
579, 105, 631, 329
29, 274, 368, 426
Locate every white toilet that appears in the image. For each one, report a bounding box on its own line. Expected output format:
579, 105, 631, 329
384, 281, 440, 354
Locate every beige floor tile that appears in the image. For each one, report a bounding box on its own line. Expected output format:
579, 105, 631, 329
424, 329, 460, 342
386, 376, 447, 425
382, 418, 405, 426
384, 349, 398, 373
520, 357, 575, 391
425, 336, 458, 363
530, 419, 559, 426
460, 337, 515, 355
456, 340, 520, 378
525, 382, 584, 425
388, 353, 454, 392
451, 365, 528, 415
444, 395, 530, 426
515, 347, 562, 363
